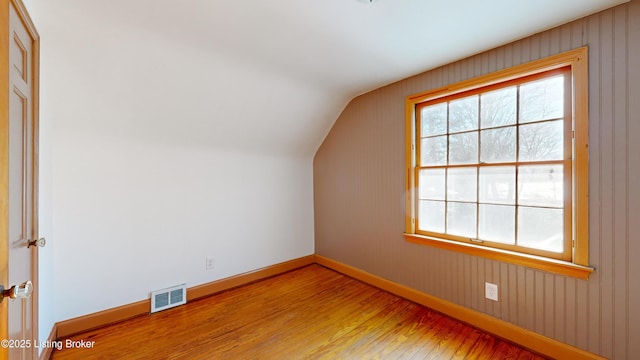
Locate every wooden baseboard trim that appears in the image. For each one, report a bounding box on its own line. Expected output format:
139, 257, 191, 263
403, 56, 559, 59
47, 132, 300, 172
188, 255, 315, 300
315, 255, 605, 360
56, 255, 315, 339
56, 299, 149, 339
39, 324, 57, 360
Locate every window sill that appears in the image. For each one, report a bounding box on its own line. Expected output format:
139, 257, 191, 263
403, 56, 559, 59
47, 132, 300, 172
404, 233, 593, 279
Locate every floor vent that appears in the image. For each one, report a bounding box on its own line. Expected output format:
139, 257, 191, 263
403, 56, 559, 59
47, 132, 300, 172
150, 284, 187, 313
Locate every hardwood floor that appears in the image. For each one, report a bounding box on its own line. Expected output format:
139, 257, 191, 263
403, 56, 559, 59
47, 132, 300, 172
51, 265, 548, 359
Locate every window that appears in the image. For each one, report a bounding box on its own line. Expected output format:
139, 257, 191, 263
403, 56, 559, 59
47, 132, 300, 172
404, 48, 592, 279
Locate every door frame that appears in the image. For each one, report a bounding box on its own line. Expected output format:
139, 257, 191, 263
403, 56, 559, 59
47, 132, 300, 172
1, 0, 40, 357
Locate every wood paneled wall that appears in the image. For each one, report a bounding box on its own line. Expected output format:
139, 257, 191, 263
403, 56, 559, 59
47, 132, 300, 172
313, 1, 639, 358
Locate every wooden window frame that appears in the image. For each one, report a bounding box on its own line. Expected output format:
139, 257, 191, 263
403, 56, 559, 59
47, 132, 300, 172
404, 47, 593, 279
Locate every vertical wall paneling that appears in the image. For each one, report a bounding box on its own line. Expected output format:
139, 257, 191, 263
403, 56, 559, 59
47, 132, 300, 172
314, 1, 639, 358
627, 0, 640, 356
564, 277, 576, 345
554, 276, 566, 342
544, 273, 555, 338
598, 9, 615, 357
514, 267, 524, 327
492, 261, 501, 316
534, 272, 544, 334
477, 257, 486, 313
499, 264, 507, 318
513, 267, 521, 327
525, 269, 535, 331
575, 279, 589, 350
585, 9, 603, 355
612, 5, 629, 359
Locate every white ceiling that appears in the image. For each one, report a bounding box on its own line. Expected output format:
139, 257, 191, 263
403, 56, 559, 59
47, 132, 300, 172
42, 0, 628, 156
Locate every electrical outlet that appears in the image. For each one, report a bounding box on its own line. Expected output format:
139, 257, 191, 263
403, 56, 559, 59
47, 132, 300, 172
485, 282, 499, 301
205, 257, 215, 270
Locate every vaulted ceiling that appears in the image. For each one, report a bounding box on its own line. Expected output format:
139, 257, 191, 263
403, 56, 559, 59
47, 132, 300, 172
39, 0, 627, 156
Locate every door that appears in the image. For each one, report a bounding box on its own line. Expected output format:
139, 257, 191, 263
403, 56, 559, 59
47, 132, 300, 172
1, 0, 40, 359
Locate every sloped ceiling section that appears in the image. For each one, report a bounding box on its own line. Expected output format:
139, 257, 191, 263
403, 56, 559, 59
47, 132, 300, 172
54, 0, 627, 156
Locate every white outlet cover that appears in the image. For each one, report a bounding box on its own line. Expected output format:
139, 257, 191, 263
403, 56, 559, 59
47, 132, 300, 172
485, 282, 499, 301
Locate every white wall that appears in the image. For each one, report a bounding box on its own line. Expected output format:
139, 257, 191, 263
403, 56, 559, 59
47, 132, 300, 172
52, 136, 314, 320
32, 1, 316, 324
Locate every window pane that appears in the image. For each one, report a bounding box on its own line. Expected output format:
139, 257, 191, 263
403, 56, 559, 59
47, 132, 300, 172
418, 200, 445, 233
419, 169, 445, 200
480, 127, 516, 163
518, 165, 564, 208
447, 167, 477, 202
449, 95, 478, 133
479, 204, 515, 244
520, 75, 564, 123
449, 132, 478, 165
481, 86, 517, 128
519, 120, 564, 161
421, 136, 447, 166
421, 103, 447, 136
479, 166, 515, 205
518, 206, 563, 253
447, 202, 477, 238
